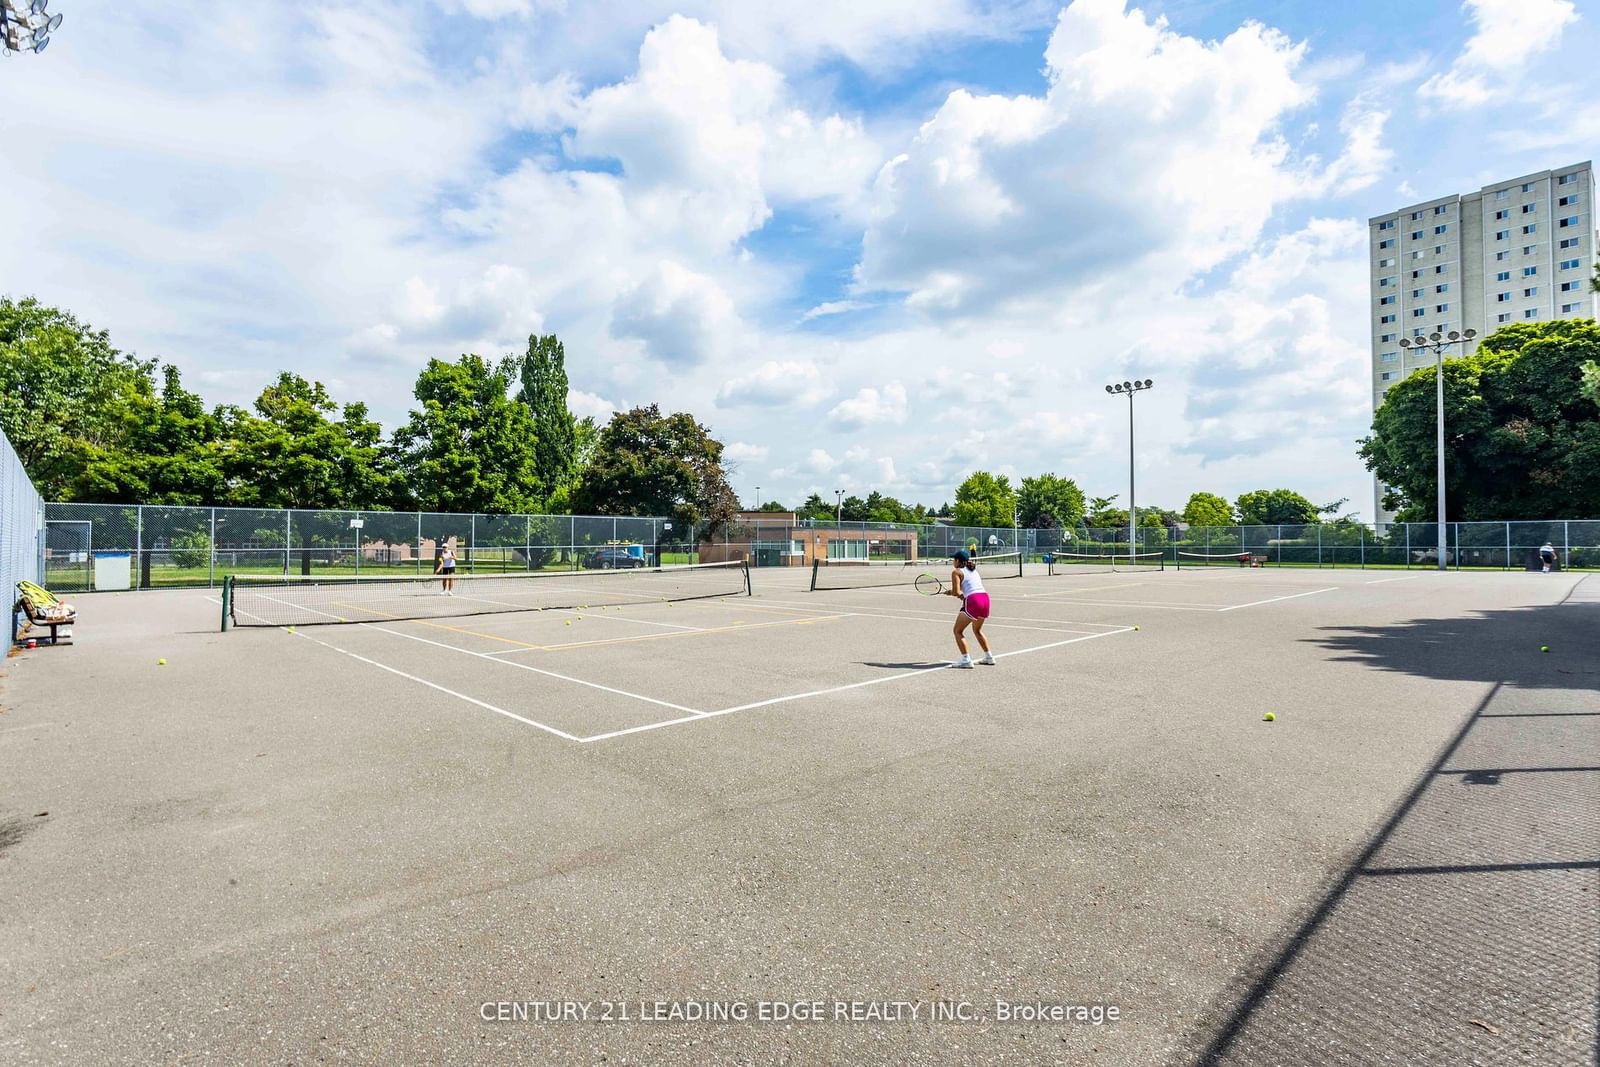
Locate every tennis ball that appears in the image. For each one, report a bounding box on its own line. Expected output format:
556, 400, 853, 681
1541, 645, 1550, 653
565, 620, 572, 626
1133, 625, 1141, 632
1262, 712, 1275, 722
158, 658, 167, 666
287, 626, 295, 633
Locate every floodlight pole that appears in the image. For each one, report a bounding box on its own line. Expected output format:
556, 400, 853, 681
834, 489, 843, 525
1105, 378, 1154, 565
1397, 329, 1475, 571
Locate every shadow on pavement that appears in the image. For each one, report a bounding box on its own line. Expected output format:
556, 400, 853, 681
860, 661, 950, 671
1182, 589, 1600, 1066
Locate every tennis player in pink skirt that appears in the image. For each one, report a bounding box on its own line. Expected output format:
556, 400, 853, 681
946, 549, 995, 668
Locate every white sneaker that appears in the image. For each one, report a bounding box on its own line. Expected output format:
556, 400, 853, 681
953, 655, 974, 669
979, 652, 996, 665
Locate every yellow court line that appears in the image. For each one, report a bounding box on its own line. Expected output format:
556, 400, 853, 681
522, 613, 849, 652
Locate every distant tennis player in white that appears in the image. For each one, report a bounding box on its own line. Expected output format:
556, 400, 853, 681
436, 541, 457, 595
946, 549, 995, 668
1539, 542, 1556, 573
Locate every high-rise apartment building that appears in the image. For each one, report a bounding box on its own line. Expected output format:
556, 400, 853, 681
1367, 161, 1596, 521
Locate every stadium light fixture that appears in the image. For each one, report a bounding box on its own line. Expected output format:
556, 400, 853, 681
0, 0, 60, 56
1396, 328, 1476, 570
1103, 377, 1154, 566
834, 488, 843, 525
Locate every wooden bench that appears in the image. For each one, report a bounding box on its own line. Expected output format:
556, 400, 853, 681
15, 581, 75, 646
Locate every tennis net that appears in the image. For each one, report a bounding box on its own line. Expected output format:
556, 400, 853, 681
222, 560, 750, 629
1047, 551, 1165, 576
1176, 550, 1265, 568
811, 551, 1023, 591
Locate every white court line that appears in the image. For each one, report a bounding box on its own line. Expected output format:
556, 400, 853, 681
287, 628, 583, 742
442, 593, 704, 631
1215, 587, 1337, 612
1366, 575, 1423, 585
358, 624, 707, 716
225, 593, 703, 720
1015, 595, 1222, 611
575, 627, 1135, 744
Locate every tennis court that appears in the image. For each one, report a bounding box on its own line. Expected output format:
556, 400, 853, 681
2, 560, 1595, 1064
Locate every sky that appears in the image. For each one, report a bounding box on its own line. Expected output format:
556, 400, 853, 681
3, 0, 1595, 518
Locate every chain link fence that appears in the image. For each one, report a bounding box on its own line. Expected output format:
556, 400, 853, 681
41, 503, 691, 591
3, 430, 44, 615
36, 502, 1600, 592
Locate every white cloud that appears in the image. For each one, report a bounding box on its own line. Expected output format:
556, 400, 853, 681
568, 390, 617, 420
799, 299, 871, 322
724, 441, 770, 465
1419, 0, 1579, 108
854, 0, 1317, 314
829, 381, 908, 428
610, 260, 739, 366
716, 360, 829, 407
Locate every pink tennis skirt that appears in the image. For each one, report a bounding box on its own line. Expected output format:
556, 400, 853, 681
961, 592, 991, 620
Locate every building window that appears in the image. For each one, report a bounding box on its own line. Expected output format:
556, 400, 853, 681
1378, 219, 1396, 230
1497, 312, 1513, 323
1558, 194, 1580, 206
1379, 277, 1395, 287
1562, 303, 1583, 313
1380, 351, 1398, 362
1434, 245, 1446, 255
1410, 270, 1422, 279
1559, 237, 1580, 249
1522, 224, 1537, 235
1496, 230, 1510, 241
1434, 205, 1448, 215
1558, 173, 1577, 186
1412, 308, 1426, 317
1378, 257, 1396, 267
1522, 245, 1538, 256
1410, 211, 1423, 221
1410, 288, 1424, 298
1380, 333, 1396, 343
1380, 371, 1396, 381
1522, 182, 1535, 192
1411, 250, 1426, 260
1380, 314, 1396, 323
1435, 283, 1449, 293
1435, 303, 1449, 312
1522, 287, 1537, 297
1496, 271, 1511, 281
1524, 308, 1539, 319
1378, 238, 1395, 249
1559, 216, 1579, 228
1523, 266, 1538, 276
1433, 224, 1447, 235
1494, 209, 1509, 220
1411, 230, 1425, 240
1495, 250, 1510, 261
1435, 264, 1447, 274
1495, 188, 1510, 200
1560, 258, 1581, 270
1497, 292, 1511, 302
1521, 203, 1536, 214
1380, 295, 1396, 305
1561, 280, 1581, 292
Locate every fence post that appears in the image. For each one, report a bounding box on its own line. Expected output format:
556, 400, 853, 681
1359, 525, 1365, 569
416, 512, 423, 576
1404, 523, 1410, 568
136, 505, 144, 590
1505, 521, 1511, 572
1454, 523, 1461, 570
284, 511, 291, 574
209, 508, 216, 587
1564, 520, 1570, 570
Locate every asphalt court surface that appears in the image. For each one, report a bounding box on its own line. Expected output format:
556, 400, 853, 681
1, 562, 1595, 1065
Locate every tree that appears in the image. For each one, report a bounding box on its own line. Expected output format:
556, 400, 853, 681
391, 355, 542, 514
545, 415, 599, 514
840, 494, 868, 521
755, 500, 789, 513
1360, 320, 1600, 519
516, 333, 576, 505
1016, 474, 1085, 529
796, 492, 832, 520
1582, 360, 1600, 406
0, 296, 158, 498
1234, 488, 1321, 526
572, 405, 738, 534
1085, 494, 1123, 528
1181, 492, 1234, 528
228, 373, 392, 510
952, 472, 1017, 528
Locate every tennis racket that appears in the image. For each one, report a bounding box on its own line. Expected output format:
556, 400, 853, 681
914, 573, 944, 596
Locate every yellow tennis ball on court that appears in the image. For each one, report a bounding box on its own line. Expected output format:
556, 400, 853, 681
1540, 645, 1550, 653
1134, 625, 1140, 632
1262, 712, 1275, 722
158, 658, 166, 666
287, 626, 295, 633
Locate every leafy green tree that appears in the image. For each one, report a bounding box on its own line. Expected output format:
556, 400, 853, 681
229, 373, 392, 510
796, 492, 832, 520
952, 471, 1017, 528
1017, 473, 1085, 529
1234, 488, 1321, 526
1181, 492, 1234, 528
1581, 360, 1600, 406
516, 333, 576, 505
1085, 494, 1123, 528
391, 355, 542, 514
1360, 319, 1600, 519
755, 500, 789, 513
840, 494, 868, 521
572, 405, 738, 534
0, 296, 158, 497
545, 415, 599, 514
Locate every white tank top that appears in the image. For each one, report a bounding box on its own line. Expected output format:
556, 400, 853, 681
959, 565, 986, 596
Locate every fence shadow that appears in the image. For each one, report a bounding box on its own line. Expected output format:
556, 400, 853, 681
1181, 597, 1600, 1065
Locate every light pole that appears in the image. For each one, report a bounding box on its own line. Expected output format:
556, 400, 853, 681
1104, 378, 1153, 565
1, 0, 62, 55
754, 486, 760, 511
834, 489, 844, 525
1397, 329, 1476, 571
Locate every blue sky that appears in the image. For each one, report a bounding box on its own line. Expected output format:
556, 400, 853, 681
3, 0, 1594, 517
